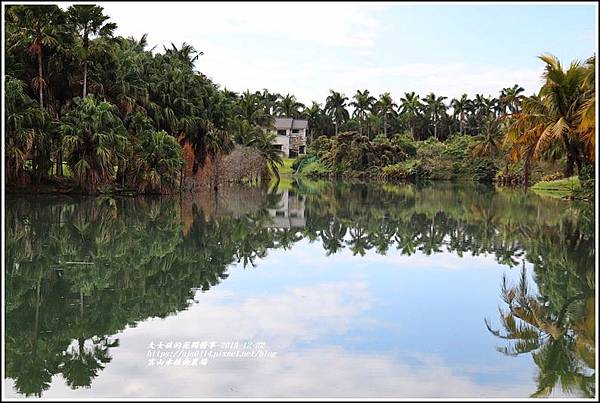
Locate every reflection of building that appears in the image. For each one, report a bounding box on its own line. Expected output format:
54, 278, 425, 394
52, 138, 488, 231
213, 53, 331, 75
266, 189, 306, 228
269, 118, 307, 157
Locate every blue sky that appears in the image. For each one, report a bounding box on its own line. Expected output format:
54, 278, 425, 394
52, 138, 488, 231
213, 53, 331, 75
68, 2, 597, 105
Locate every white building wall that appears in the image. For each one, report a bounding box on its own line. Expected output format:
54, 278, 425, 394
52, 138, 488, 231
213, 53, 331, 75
274, 134, 290, 156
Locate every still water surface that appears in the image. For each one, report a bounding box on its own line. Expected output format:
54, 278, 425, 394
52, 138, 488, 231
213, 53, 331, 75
4, 181, 595, 398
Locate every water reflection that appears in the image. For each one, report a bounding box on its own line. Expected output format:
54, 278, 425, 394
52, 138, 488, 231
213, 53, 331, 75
4, 180, 595, 398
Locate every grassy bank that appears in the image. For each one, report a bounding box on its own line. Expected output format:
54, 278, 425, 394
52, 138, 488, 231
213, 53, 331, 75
531, 176, 581, 198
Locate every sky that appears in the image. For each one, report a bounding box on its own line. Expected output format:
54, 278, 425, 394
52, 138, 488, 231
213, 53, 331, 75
58, 1, 597, 105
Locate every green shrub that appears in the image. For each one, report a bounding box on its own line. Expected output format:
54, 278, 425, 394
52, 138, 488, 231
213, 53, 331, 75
409, 160, 432, 180
301, 160, 331, 177
390, 133, 417, 157
473, 158, 498, 183
579, 163, 594, 181
307, 135, 332, 158
380, 163, 410, 181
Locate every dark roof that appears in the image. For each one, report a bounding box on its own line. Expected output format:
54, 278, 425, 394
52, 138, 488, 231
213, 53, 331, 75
273, 117, 308, 130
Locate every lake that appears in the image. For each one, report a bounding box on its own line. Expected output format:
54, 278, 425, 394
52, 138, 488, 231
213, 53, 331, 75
4, 180, 595, 399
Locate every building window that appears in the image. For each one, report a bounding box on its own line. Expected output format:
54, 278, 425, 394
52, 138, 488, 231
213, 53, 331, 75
277, 129, 287, 136
292, 129, 299, 134
273, 144, 283, 150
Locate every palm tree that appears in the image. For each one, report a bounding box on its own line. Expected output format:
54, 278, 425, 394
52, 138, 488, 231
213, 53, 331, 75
60, 96, 127, 193
237, 90, 269, 127
256, 88, 279, 116
136, 130, 184, 193
303, 102, 323, 143
399, 92, 423, 139
511, 54, 591, 177
247, 130, 284, 181
163, 42, 202, 68
423, 93, 447, 139
350, 89, 376, 136
505, 94, 545, 187
7, 5, 65, 109
324, 90, 349, 136
5, 76, 48, 185
275, 93, 304, 118
499, 84, 525, 116
576, 55, 595, 163
67, 5, 116, 98
472, 116, 502, 159
450, 94, 470, 135
374, 92, 397, 138
203, 121, 234, 192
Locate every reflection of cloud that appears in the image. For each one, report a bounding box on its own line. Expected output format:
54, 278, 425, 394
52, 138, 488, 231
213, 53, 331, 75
7, 347, 533, 399
187, 281, 373, 348
3, 279, 537, 399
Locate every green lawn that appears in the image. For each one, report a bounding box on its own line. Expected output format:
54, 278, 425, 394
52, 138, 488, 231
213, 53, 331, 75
531, 176, 581, 198
280, 157, 296, 176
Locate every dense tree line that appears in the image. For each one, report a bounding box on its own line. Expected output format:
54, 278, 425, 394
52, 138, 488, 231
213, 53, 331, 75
5, 4, 282, 193
6, 5, 595, 193
303, 56, 595, 186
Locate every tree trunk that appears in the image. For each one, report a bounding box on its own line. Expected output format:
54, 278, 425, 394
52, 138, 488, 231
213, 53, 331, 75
56, 149, 63, 176
575, 156, 583, 177
37, 51, 44, 109
83, 60, 88, 98
565, 153, 575, 177
358, 116, 362, 136
179, 167, 183, 192
213, 154, 219, 192
383, 115, 387, 138
523, 156, 531, 188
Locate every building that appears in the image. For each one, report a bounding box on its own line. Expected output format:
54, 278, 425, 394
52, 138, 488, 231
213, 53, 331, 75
269, 117, 307, 157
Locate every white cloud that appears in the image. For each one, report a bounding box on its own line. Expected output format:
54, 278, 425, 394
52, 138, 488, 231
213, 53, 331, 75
98, 2, 387, 49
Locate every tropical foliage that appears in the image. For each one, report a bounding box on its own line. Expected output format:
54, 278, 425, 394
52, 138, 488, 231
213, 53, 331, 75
4, 5, 596, 194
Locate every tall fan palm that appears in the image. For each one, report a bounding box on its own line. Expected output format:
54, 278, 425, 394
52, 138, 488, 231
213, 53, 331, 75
324, 90, 349, 136
66, 5, 117, 98
399, 92, 423, 140
6, 5, 65, 109
61, 96, 127, 193
350, 89, 376, 136
5, 76, 49, 184
374, 92, 397, 138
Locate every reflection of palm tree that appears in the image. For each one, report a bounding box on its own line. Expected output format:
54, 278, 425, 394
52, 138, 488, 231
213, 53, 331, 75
61, 336, 118, 389
485, 265, 595, 398
321, 221, 347, 256
346, 226, 372, 256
